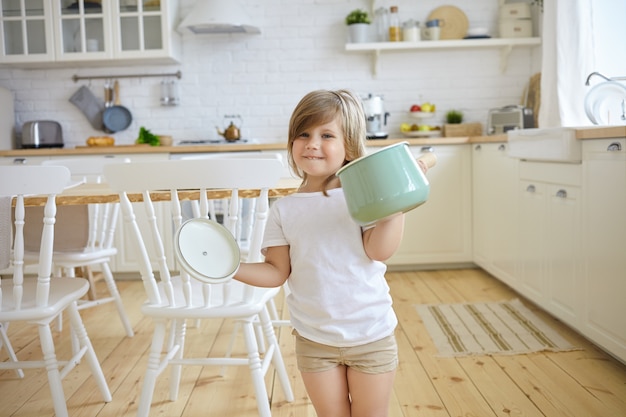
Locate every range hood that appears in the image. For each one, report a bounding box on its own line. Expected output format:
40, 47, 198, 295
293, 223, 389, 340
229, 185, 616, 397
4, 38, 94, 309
177, 1, 261, 35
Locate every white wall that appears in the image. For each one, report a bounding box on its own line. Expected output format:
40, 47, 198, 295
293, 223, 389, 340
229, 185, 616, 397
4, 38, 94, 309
0, 0, 541, 147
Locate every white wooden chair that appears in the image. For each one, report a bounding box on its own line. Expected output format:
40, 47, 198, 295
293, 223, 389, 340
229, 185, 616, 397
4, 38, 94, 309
103, 158, 294, 417
34, 157, 134, 337
0, 165, 112, 417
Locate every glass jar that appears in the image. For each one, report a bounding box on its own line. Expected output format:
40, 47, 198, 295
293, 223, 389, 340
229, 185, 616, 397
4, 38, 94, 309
388, 6, 401, 42
374, 7, 389, 42
403, 19, 420, 42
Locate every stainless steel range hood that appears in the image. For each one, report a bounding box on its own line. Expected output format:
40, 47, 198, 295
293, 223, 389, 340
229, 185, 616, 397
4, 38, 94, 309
177, 1, 261, 35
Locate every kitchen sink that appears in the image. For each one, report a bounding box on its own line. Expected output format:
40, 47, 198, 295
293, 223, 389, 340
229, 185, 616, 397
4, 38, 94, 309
507, 127, 581, 163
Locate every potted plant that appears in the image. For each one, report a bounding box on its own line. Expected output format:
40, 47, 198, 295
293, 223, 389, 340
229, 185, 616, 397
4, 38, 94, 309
443, 110, 484, 137
345, 9, 371, 43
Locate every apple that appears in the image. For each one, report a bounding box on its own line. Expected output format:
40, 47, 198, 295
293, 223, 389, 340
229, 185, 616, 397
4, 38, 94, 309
418, 125, 431, 131
421, 103, 433, 112
410, 104, 421, 112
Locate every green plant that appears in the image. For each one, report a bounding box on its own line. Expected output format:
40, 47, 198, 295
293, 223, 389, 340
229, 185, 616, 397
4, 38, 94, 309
345, 9, 371, 25
136, 126, 160, 146
446, 110, 464, 124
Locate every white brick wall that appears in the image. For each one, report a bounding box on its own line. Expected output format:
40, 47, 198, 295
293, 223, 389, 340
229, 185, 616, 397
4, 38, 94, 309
0, 0, 541, 148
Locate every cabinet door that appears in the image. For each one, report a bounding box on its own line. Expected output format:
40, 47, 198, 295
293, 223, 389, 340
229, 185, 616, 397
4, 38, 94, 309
112, 0, 180, 60
0, 0, 55, 62
53, 0, 110, 60
472, 142, 518, 284
386, 144, 472, 266
582, 139, 626, 361
545, 183, 580, 326
516, 179, 546, 302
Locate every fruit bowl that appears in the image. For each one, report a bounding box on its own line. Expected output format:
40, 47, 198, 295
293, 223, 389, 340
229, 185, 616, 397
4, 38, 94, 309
408, 111, 436, 119
402, 130, 440, 138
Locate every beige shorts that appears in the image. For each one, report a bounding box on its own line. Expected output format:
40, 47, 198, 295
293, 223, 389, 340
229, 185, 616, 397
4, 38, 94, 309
293, 330, 398, 374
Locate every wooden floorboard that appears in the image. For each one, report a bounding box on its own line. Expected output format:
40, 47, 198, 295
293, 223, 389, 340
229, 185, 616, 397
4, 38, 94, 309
1, 268, 625, 416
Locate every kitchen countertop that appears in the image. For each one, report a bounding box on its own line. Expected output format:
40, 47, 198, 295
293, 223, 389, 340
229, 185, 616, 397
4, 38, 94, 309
1, 126, 624, 157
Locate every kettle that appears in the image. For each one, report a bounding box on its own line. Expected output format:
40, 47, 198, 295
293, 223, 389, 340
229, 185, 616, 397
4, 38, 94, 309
216, 115, 243, 141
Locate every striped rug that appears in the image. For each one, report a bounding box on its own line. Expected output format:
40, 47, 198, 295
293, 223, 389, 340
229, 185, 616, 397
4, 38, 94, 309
415, 299, 579, 356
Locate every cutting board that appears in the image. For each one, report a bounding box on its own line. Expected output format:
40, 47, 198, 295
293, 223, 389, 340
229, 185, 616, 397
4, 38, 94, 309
0, 86, 15, 150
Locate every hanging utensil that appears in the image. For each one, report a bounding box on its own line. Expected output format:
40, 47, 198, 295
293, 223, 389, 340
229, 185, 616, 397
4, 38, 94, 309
102, 80, 132, 133
69, 85, 105, 130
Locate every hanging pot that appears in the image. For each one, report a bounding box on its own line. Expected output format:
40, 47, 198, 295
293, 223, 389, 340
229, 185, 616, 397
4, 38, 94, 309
102, 80, 132, 133
336, 141, 437, 225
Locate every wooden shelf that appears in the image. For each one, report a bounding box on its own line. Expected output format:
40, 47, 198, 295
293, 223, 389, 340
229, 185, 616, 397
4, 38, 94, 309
345, 37, 541, 75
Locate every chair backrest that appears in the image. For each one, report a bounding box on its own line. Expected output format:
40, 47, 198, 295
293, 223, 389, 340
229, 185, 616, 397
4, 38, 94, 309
41, 157, 130, 251
103, 158, 283, 307
0, 165, 71, 309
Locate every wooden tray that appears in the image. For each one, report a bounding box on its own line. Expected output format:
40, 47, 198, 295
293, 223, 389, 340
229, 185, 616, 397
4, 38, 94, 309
75, 144, 151, 149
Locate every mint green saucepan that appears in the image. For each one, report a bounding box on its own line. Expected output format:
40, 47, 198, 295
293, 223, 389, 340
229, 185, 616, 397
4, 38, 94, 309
336, 141, 436, 226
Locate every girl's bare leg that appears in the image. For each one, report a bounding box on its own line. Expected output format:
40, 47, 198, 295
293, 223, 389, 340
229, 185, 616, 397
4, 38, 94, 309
347, 368, 396, 417
301, 365, 351, 417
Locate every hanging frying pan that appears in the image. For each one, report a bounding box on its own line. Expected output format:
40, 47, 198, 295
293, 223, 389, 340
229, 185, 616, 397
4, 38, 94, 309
102, 80, 132, 133
174, 218, 241, 284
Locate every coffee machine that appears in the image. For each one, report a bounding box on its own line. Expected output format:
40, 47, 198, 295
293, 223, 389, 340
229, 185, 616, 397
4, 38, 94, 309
362, 94, 390, 139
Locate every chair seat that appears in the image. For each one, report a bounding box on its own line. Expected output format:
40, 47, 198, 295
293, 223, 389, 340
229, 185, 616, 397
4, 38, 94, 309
142, 277, 281, 320
0, 277, 89, 321
24, 247, 117, 264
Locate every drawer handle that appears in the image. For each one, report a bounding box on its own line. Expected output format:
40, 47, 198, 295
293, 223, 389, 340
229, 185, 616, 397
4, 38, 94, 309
556, 189, 567, 198
607, 142, 622, 151
421, 146, 434, 153
498, 144, 506, 152
474, 144, 482, 151
526, 184, 536, 193
13, 158, 26, 165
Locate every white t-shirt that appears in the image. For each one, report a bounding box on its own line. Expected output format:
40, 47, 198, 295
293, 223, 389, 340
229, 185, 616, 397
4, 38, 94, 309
262, 187, 398, 347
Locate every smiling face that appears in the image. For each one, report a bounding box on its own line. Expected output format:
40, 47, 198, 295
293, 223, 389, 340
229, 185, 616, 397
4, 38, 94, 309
291, 117, 347, 190
287, 89, 367, 192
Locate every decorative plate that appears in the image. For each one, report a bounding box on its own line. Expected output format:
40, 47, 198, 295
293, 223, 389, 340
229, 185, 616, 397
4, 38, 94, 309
408, 111, 436, 119
427, 6, 469, 40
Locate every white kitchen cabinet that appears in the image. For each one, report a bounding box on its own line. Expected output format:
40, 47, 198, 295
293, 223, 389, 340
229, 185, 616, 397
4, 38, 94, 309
515, 161, 582, 328
581, 138, 626, 362
0, 0, 180, 66
471, 142, 518, 286
386, 144, 472, 267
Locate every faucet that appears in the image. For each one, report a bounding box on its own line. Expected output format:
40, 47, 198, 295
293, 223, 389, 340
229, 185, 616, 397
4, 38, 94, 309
585, 71, 611, 86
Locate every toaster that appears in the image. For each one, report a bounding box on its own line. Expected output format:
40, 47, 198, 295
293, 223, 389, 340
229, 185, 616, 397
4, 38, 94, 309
21, 120, 64, 148
487, 105, 534, 135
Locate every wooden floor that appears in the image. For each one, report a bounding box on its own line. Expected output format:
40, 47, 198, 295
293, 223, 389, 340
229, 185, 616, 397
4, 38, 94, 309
2, 268, 626, 417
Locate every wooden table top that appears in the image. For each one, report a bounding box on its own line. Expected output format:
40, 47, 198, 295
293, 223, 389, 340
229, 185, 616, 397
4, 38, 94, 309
21, 179, 301, 207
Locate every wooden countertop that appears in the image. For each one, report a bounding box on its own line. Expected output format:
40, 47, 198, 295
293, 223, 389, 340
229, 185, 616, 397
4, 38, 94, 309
2, 126, 624, 158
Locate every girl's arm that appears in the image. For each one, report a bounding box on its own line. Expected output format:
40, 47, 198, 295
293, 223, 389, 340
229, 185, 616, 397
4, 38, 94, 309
362, 212, 405, 261
233, 245, 291, 288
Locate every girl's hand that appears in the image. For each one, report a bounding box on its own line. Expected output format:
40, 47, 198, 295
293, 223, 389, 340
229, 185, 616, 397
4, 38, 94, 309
362, 212, 405, 261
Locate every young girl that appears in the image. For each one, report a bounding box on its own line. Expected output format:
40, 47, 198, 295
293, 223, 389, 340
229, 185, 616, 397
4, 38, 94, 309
234, 89, 416, 417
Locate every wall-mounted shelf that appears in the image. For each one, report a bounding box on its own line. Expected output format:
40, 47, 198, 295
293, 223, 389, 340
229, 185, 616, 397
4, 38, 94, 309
345, 37, 541, 75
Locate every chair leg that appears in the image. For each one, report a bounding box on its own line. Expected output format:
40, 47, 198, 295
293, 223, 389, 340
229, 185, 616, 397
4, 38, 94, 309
137, 319, 169, 417
38, 322, 69, 417
169, 319, 187, 401
259, 307, 294, 402
99, 261, 134, 337
81, 266, 98, 300
66, 303, 112, 403
0, 323, 24, 378
241, 320, 272, 417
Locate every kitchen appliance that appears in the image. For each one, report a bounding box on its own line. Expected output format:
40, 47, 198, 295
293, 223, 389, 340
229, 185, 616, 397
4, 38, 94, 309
487, 105, 534, 135
336, 142, 437, 225
216, 115, 243, 141
20, 120, 63, 148
362, 94, 390, 139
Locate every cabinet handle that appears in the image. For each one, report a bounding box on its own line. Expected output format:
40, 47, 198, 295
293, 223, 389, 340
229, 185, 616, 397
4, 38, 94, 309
13, 158, 26, 165
556, 189, 567, 198
474, 144, 482, 151
498, 144, 506, 152
526, 184, 536, 193
421, 146, 434, 153
607, 142, 622, 151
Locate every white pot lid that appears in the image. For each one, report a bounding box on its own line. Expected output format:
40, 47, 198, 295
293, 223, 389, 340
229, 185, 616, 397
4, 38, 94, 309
175, 218, 240, 284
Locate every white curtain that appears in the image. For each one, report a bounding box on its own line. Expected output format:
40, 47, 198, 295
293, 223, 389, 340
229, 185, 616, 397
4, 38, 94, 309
539, 0, 595, 127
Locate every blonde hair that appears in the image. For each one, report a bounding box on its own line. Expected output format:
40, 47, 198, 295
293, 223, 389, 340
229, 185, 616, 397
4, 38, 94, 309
287, 89, 367, 192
